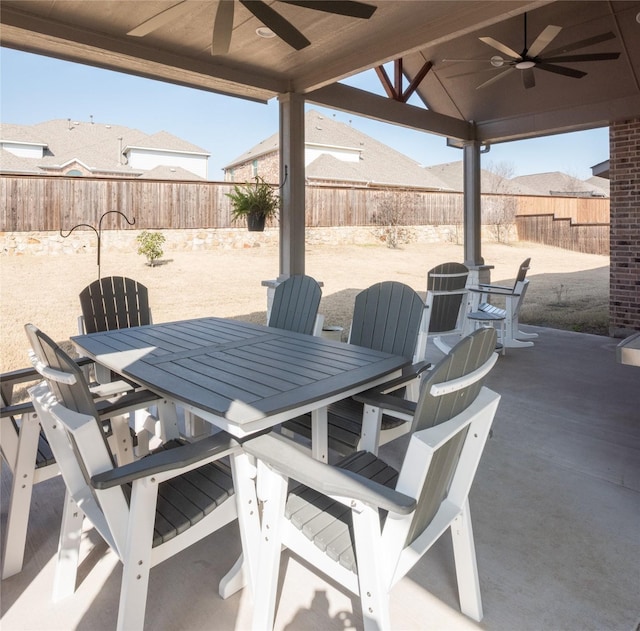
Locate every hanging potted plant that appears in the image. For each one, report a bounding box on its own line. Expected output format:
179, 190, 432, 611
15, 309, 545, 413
226, 175, 280, 232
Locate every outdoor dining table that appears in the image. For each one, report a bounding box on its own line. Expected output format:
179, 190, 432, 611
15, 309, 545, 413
71, 316, 410, 599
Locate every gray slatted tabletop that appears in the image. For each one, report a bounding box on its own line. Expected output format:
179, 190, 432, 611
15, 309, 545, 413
72, 317, 410, 440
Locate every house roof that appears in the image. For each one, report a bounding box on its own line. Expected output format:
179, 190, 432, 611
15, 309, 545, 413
0, 147, 42, 174
585, 176, 610, 195
0, 119, 209, 176
422, 161, 540, 195
124, 130, 210, 155
510, 171, 609, 197
227, 110, 452, 190
138, 165, 205, 180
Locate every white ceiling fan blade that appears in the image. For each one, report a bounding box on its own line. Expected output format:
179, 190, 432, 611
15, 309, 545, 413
442, 58, 500, 63
476, 67, 514, 89
127, 1, 191, 37
212, 0, 234, 55
527, 24, 562, 57
479, 36, 520, 60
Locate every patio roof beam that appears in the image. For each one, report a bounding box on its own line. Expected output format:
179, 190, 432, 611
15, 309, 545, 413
307, 82, 473, 140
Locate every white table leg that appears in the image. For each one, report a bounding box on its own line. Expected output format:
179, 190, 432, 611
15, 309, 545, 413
311, 406, 328, 462
220, 451, 259, 599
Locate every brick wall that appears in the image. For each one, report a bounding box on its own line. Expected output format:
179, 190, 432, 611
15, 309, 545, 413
609, 118, 640, 336
226, 152, 280, 184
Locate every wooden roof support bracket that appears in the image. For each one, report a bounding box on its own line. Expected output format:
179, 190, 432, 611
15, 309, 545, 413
375, 58, 433, 103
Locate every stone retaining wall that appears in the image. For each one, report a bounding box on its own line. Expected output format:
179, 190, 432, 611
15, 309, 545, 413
0, 225, 496, 256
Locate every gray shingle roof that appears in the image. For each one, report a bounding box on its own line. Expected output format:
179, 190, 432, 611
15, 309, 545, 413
510, 171, 609, 197
138, 165, 205, 180
584, 176, 610, 196
226, 110, 452, 190
0, 119, 208, 176
0, 147, 42, 174
422, 161, 540, 195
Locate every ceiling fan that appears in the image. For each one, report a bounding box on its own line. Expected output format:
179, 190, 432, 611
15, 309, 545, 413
127, 0, 377, 54
443, 12, 620, 89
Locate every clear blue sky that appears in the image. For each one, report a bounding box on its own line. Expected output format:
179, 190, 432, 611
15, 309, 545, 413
1, 48, 608, 181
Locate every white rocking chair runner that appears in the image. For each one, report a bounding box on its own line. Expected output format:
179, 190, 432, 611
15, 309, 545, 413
245, 327, 501, 630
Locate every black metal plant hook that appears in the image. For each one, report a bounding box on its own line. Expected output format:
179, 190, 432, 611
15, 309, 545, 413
60, 210, 135, 279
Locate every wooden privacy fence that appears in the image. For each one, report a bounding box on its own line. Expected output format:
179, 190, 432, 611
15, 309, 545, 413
516, 214, 610, 255
515, 195, 609, 223
1, 176, 609, 253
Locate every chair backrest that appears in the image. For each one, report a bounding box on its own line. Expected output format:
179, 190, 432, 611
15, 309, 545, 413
399, 327, 498, 547
24, 324, 114, 462
79, 276, 151, 334
515, 258, 531, 285
268, 275, 322, 336
425, 262, 469, 334
349, 281, 425, 359
26, 325, 126, 549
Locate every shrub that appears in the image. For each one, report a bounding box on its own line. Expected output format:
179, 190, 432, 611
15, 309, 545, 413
137, 230, 165, 266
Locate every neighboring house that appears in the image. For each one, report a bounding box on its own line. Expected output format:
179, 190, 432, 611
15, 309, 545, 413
0, 119, 210, 179
510, 171, 609, 197
591, 160, 610, 179
224, 110, 451, 190
422, 161, 540, 195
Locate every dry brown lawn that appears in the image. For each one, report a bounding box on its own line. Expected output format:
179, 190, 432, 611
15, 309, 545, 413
0, 240, 609, 375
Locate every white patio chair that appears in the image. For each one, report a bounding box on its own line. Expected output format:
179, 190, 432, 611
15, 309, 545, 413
0, 353, 162, 579
25, 323, 239, 630
245, 327, 500, 630
416, 262, 470, 356
467, 257, 538, 348
281, 281, 430, 456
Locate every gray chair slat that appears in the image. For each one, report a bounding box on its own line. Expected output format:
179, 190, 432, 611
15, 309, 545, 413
407, 432, 467, 547
427, 262, 469, 333
286, 450, 399, 573
413, 329, 495, 433
154, 492, 193, 544
80, 276, 151, 334
36, 434, 55, 468
148, 439, 234, 548
269, 275, 322, 336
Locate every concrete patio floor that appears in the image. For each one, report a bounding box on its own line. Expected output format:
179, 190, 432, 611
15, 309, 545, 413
1, 325, 639, 630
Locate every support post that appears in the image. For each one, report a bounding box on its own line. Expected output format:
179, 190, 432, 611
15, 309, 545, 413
463, 141, 492, 286
278, 93, 306, 278
463, 141, 483, 269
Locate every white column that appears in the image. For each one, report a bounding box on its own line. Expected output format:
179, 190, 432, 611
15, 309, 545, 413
278, 93, 306, 277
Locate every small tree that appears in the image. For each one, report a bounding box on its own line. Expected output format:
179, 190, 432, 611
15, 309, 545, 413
483, 160, 517, 243
371, 190, 415, 248
137, 230, 165, 266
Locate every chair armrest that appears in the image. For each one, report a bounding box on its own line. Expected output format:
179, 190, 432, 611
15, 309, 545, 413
94, 388, 160, 419
91, 432, 239, 489
470, 285, 517, 296
352, 391, 417, 416
244, 433, 416, 515
1, 357, 94, 388
0, 401, 35, 419
378, 360, 430, 394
